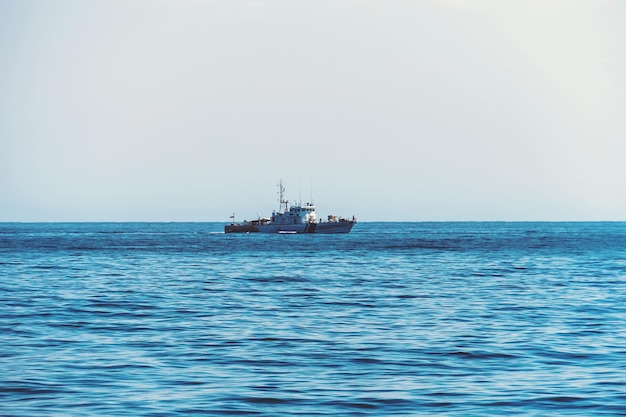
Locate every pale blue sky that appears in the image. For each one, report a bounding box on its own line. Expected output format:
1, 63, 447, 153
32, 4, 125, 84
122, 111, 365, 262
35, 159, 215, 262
2, 0, 625, 221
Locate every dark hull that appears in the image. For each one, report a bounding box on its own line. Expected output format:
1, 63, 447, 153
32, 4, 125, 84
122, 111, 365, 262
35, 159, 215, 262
224, 221, 355, 234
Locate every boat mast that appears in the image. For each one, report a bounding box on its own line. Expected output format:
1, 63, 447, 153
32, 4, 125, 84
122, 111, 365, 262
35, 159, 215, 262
278, 179, 288, 212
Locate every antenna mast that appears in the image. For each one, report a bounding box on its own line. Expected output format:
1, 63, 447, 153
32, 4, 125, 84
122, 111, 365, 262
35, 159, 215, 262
277, 179, 288, 212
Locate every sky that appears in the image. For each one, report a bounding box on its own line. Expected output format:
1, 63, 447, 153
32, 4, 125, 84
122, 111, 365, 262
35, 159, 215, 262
1, 0, 625, 222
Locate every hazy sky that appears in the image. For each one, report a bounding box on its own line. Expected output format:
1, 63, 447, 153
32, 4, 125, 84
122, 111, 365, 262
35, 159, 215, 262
2, 0, 625, 221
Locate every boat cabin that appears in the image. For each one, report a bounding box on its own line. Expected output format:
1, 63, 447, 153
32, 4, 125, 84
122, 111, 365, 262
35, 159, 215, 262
271, 203, 317, 225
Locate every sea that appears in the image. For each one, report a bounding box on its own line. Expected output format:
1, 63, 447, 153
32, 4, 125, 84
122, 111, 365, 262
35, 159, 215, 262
1, 222, 626, 416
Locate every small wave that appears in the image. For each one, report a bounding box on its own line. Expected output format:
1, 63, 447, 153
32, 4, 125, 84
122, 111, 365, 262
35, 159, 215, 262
241, 396, 289, 405
0, 380, 72, 397
322, 397, 418, 410
443, 350, 519, 360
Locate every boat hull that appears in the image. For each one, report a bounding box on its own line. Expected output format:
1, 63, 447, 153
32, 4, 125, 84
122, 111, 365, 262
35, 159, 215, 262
224, 221, 355, 234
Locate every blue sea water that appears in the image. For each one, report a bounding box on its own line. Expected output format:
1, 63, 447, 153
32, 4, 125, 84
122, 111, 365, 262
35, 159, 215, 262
1, 222, 626, 416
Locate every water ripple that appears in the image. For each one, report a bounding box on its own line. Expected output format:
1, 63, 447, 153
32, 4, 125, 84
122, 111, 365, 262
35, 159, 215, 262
1, 222, 626, 415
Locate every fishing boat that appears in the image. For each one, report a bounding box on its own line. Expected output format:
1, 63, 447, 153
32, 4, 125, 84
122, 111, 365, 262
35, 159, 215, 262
225, 181, 356, 234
